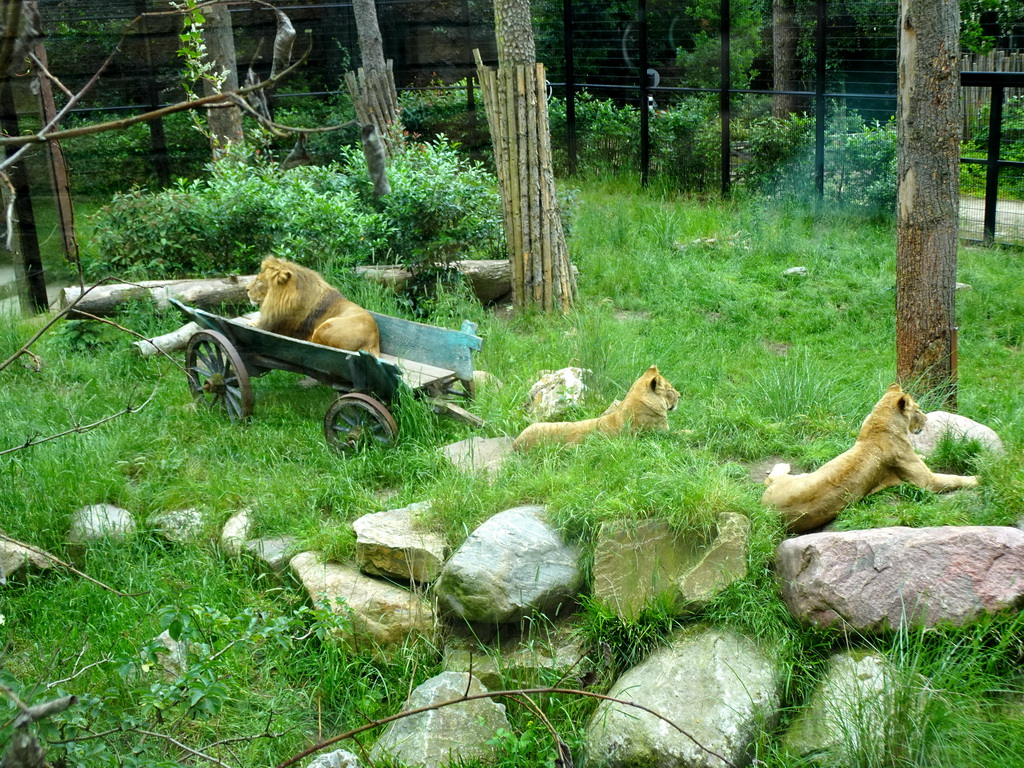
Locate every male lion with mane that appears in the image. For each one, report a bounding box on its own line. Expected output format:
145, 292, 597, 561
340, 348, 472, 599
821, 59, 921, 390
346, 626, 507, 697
248, 256, 380, 355
762, 383, 978, 533
513, 366, 679, 451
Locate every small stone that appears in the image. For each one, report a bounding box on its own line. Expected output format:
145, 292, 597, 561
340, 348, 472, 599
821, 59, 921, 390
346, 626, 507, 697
442, 436, 514, 478
783, 266, 808, 276
147, 507, 205, 543
220, 509, 252, 556
353, 502, 447, 583
69, 504, 135, 544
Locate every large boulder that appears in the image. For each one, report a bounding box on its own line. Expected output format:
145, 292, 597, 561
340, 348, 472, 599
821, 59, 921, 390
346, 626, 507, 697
220, 508, 252, 556
782, 651, 917, 762
910, 411, 1003, 456
0, 539, 53, 584
370, 672, 509, 768
777, 526, 1024, 632
524, 367, 591, 421
147, 507, 206, 543
593, 514, 749, 619
240, 536, 297, 573
433, 505, 582, 624
353, 501, 447, 583
68, 504, 135, 544
290, 552, 435, 647
583, 628, 782, 768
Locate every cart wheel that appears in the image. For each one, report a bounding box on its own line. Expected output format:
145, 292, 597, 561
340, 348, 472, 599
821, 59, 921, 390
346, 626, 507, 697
185, 330, 253, 421
324, 393, 397, 454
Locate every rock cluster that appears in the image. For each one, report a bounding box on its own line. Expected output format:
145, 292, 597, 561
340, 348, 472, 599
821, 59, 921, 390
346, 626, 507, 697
6, 407, 1008, 768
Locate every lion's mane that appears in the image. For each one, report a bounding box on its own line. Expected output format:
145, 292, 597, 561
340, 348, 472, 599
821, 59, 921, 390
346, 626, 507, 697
248, 256, 380, 355
762, 383, 979, 533
513, 366, 679, 451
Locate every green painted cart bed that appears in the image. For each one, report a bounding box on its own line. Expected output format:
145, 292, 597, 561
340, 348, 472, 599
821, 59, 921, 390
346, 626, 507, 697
169, 298, 483, 453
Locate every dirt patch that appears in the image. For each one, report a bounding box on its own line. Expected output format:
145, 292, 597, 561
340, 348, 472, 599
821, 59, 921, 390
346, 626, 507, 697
742, 456, 789, 484
763, 340, 791, 356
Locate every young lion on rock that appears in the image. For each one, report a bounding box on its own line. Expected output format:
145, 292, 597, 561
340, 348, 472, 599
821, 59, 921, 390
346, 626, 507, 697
513, 366, 679, 451
762, 383, 979, 533
248, 256, 380, 355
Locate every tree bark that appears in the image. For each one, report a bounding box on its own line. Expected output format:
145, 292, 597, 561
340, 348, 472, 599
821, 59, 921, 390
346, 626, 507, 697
494, 0, 535, 66
896, 0, 960, 406
353, 0, 386, 73
347, 0, 401, 152
771, 0, 800, 118
201, 2, 243, 153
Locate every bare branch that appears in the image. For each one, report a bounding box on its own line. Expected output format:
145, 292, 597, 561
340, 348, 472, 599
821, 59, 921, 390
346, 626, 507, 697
275, 686, 737, 768
132, 729, 235, 768
45, 656, 115, 691
0, 32, 313, 151
0, 383, 159, 456
0, 533, 148, 598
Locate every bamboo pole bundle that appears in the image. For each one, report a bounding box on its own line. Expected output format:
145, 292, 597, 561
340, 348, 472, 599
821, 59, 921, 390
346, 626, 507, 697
475, 51, 576, 311
344, 59, 403, 155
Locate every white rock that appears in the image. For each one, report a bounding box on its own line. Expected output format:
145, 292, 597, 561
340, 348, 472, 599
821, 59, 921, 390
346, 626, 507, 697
524, 367, 591, 420
910, 411, 1004, 457
68, 504, 135, 544
220, 509, 252, 556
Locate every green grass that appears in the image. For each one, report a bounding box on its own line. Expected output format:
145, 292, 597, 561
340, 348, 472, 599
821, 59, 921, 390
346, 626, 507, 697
2, 175, 1023, 766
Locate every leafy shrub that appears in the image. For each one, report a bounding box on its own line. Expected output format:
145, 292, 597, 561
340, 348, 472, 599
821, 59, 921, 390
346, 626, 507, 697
740, 109, 898, 215
340, 136, 505, 268
62, 111, 210, 197
962, 95, 1024, 201
84, 138, 503, 279
548, 91, 719, 190
828, 116, 898, 213
739, 113, 815, 196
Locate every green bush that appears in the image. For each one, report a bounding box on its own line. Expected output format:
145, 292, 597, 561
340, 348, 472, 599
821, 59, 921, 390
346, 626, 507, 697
84, 138, 503, 279
548, 92, 720, 190
340, 136, 505, 268
740, 109, 898, 215
62, 111, 210, 197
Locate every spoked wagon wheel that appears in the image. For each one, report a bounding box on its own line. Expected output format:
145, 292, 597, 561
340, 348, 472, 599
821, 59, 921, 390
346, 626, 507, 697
185, 330, 254, 420
324, 393, 397, 454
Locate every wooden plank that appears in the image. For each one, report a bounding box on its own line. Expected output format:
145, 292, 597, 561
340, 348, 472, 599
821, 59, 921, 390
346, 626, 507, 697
378, 353, 455, 390
370, 311, 481, 382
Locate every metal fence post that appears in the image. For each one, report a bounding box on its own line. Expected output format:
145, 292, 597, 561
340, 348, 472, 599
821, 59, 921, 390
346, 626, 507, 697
639, 0, 649, 186
982, 83, 1004, 245
815, 0, 827, 198
720, 0, 731, 197
564, 0, 576, 174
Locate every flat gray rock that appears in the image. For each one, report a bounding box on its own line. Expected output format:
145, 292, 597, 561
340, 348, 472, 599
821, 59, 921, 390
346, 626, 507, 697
353, 501, 446, 583
442, 436, 514, 478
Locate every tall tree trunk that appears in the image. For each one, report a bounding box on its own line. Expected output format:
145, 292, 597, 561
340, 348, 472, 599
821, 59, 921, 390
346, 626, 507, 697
477, 0, 575, 312
201, 2, 243, 154
896, 0, 960, 406
347, 0, 401, 151
353, 0, 386, 73
772, 0, 799, 118
494, 0, 535, 65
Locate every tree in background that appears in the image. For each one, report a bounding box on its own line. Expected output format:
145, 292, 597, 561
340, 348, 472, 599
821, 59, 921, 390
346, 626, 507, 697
476, 0, 576, 312
347, 0, 402, 153
199, 2, 243, 151
771, 0, 799, 117
895, 0, 960, 405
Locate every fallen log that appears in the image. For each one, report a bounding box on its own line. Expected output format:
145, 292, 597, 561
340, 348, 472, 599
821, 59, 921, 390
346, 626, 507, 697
60, 275, 256, 318
132, 311, 260, 357
355, 260, 514, 304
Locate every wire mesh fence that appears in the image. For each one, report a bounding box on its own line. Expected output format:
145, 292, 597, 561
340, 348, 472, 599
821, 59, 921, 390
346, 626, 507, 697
10, 0, 1024, 249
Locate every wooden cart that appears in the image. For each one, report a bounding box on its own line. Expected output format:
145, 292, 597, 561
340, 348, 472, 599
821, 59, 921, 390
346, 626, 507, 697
169, 298, 483, 453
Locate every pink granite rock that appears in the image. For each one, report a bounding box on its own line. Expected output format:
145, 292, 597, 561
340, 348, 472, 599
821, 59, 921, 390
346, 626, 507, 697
777, 526, 1024, 633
